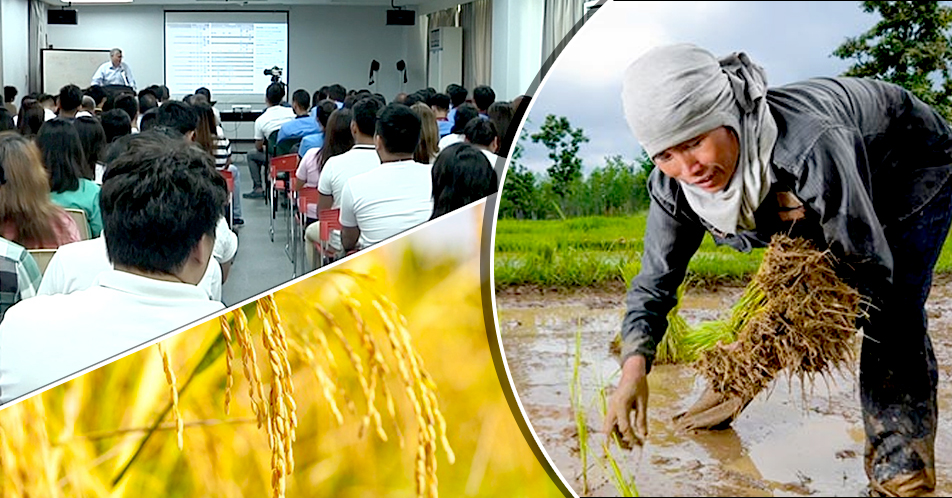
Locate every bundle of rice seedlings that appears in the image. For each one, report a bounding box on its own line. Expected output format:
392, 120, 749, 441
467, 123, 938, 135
693, 235, 867, 400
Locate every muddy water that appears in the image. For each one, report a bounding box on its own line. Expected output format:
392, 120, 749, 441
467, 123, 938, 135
497, 284, 952, 497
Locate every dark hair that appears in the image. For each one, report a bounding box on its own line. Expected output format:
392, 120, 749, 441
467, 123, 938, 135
138, 107, 160, 133
193, 103, 218, 157
403, 92, 423, 107
194, 87, 212, 101
451, 103, 480, 134
327, 84, 347, 102
36, 118, 89, 192
430, 143, 497, 219
463, 118, 498, 147
159, 85, 170, 101
313, 87, 328, 106
100, 131, 226, 274
85, 85, 107, 106
138, 92, 158, 115
73, 116, 107, 173
373, 93, 387, 106
113, 94, 138, 122
0, 108, 14, 132
319, 108, 354, 171
16, 100, 44, 137
182, 94, 194, 105
141, 85, 162, 101
58, 84, 83, 112
343, 93, 358, 109
292, 88, 310, 110
375, 103, 421, 155
101, 109, 133, 143
4, 86, 17, 104
315, 99, 338, 129
428, 93, 450, 110
472, 85, 495, 111
266, 82, 286, 105
489, 102, 516, 157
37, 93, 55, 105
352, 97, 384, 137
446, 84, 467, 107
155, 100, 198, 135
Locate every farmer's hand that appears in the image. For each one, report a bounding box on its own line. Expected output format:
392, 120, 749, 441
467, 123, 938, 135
603, 354, 649, 450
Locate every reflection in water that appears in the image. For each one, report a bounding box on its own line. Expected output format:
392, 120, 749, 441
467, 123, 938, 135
498, 287, 952, 496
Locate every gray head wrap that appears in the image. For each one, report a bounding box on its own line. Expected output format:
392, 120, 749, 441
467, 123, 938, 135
621, 43, 778, 234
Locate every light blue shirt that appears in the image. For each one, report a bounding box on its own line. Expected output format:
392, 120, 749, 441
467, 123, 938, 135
277, 114, 321, 143
90, 61, 136, 89
298, 131, 325, 157
437, 119, 453, 137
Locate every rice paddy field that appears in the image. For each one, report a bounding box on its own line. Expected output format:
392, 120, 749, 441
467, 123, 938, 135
0, 206, 566, 498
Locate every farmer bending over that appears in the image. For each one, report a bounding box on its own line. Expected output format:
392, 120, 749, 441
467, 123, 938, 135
602, 43, 952, 497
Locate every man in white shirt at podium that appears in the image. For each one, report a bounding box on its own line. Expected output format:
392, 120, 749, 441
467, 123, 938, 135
90, 48, 137, 90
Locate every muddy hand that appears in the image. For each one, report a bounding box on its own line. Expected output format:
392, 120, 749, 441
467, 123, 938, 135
603, 355, 649, 449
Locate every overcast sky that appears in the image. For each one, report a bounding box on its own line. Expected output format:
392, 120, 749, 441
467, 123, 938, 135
518, 0, 881, 174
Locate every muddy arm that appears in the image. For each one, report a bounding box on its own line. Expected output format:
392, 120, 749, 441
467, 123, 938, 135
621, 191, 704, 373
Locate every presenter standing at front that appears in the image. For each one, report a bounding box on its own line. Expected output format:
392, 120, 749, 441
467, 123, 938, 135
90, 48, 137, 90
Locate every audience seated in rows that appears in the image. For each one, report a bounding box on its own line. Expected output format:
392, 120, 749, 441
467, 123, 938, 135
339, 103, 432, 251
430, 142, 498, 220
438, 103, 479, 151
0, 130, 227, 405
36, 119, 103, 237
0, 132, 81, 249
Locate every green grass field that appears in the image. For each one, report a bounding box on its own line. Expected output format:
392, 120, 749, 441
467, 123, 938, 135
494, 214, 952, 290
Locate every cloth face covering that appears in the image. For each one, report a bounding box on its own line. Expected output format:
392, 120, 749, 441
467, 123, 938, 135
621, 43, 778, 234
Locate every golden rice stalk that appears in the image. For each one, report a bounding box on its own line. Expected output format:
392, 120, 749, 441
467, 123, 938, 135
157, 342, 184, 450
258, 296, 297, 498
233, 308, 268, 429
220, 314, 235, 414
0, 398, 59, 498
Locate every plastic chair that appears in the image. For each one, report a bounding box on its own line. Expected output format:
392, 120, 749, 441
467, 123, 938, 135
219, 169, 235, 227
317, 208, 342, 268
64, 208, 91, 240
28, 249, 57, 275
296, 187, 319, 273
268, 153, 299, 243
275, 137, 303, 157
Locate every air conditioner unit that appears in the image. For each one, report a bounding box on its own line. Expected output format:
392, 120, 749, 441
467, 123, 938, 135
428, 27, 462, 91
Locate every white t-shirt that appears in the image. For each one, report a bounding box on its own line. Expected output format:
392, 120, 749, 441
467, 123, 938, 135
317, 144, 381, 250
0, 270, 224, 404
214, 217, 238, 263
480, 149, 506, 185
254, 105, 296, 141
437, 133, 464, 151
36, 237, 223, 301
339, 159, 433, 249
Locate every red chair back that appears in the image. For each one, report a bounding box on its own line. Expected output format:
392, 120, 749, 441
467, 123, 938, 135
269, 153, 299, 179
219, 169, 234, 193
298, 187, 319, 216
318, 208, 341, 240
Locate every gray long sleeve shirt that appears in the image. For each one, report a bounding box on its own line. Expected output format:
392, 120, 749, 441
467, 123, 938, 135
621, 77, 952, 371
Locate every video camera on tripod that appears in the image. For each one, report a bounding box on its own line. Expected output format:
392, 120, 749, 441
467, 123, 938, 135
263, 66, 283, 84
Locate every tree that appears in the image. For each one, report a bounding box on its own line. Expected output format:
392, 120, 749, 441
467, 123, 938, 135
833, 1, 952, 118
499, 125, 540, 219
529, 114, 589, 199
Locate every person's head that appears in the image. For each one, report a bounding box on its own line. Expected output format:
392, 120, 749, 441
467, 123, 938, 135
404, 92, 425, 107
428, 93, 450, 114
373, 93, 387, 106
394, 92, 409, 104
319, 108, 355, 171
410, 102, 439, 164
81, 95, 96, 112
312, 86, 328, 107
488, 101, 514, 154
266, 82, 286, 106
100, 131, 226, 283
463, 118, 499, 153
430, 142, 497, 219
194, 86, 212, 103
193, 103, 218, 156
73, 116, 107, 172
622, 43, 746, 194
138, 92, 158, 116
100, 109, 133, 143
327, 84, 347, 102
113, 94, 139, 123
58, 84, 83, 113
86, 85, 107, 108
109, 48, 123, 67
291, 88, 310, 115
351, 96, 384, 140
191, 94, 210, 107
0, 108, 14, 132
154, 100, 198, 139
138, 107, 159, 133
37, 93, 55, 110
0, 132, 72, 247
36, 118, 90, 191
472, 85, 495, 112
314, 99, 338, 130
16, 101, 44, 137
142, 85, 162, 102
374, 102, 421, 157
446, 84, 467, 108
182, 94, 194, 106
4, 86, 17, 104
159, 85, 170, 102
451, 103, 480, 134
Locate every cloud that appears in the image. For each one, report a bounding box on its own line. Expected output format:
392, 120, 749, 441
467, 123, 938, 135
518, 0, 880, 174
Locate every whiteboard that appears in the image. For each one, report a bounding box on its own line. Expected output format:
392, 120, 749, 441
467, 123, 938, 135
41, 49, 111, 94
